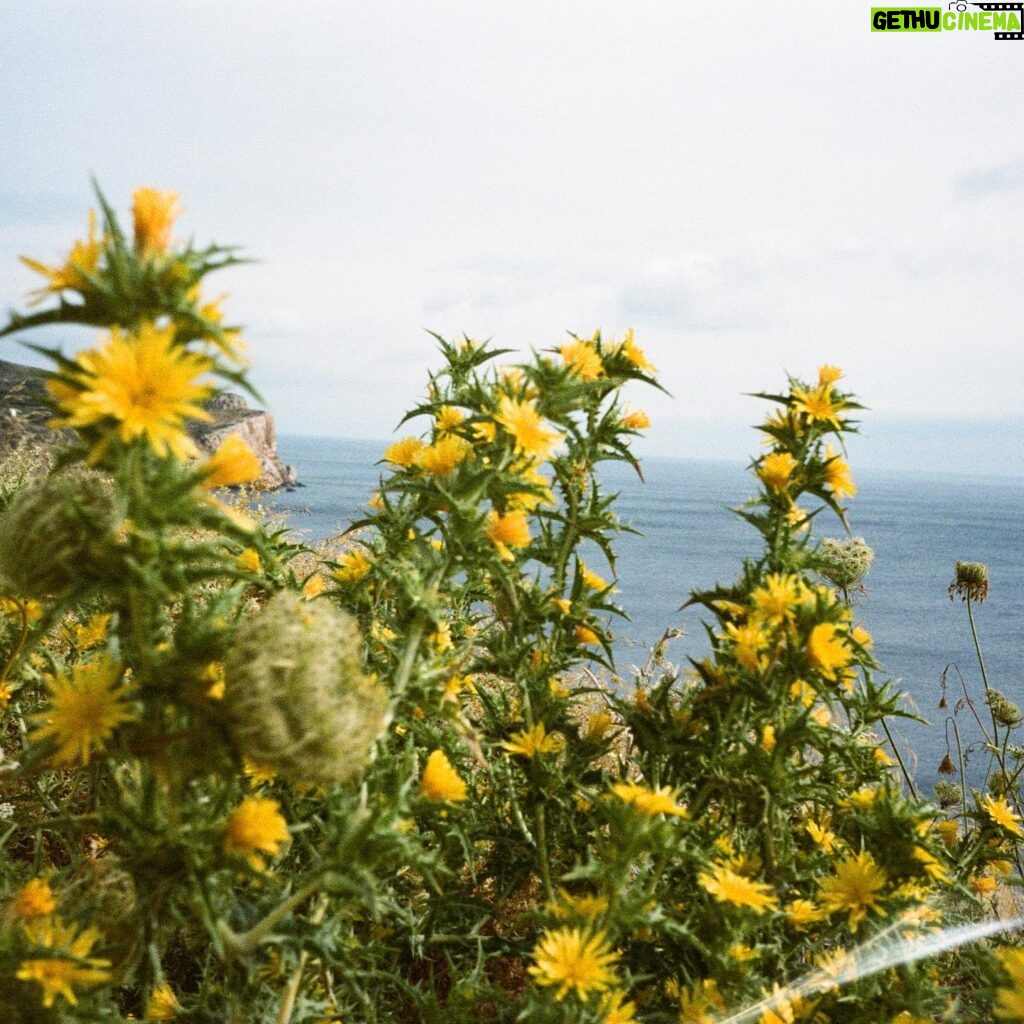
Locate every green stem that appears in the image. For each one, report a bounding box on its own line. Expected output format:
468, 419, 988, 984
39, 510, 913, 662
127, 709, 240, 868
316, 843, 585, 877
950, 718, 968, 823
534, 802, 554, 903
879, 716, 918, 799
219, 874, 327, 958
392, 617, 425, 703
966, 596, 1001, 788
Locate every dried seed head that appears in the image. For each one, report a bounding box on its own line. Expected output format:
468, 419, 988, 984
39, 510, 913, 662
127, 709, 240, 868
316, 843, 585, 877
988, 690, 1023, 728
0, 469, 119, 597
223, 592, 388, 786
933, 780, 962, 808
948, 561, 989, 603
817, 537, 875, 591
937, 753, 957, 776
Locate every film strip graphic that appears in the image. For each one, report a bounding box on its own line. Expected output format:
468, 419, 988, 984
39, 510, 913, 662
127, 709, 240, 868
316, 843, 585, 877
970, 2, 1024, 39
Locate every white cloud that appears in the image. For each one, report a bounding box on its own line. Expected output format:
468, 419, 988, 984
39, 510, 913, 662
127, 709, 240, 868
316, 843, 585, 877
1, 1, 1021, 473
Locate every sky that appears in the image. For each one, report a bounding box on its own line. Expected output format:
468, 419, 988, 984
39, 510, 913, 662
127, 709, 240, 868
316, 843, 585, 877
1, 1, 1022, 476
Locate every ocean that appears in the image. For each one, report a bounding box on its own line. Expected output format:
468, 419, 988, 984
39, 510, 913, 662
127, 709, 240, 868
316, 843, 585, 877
267, 435, 1023, 792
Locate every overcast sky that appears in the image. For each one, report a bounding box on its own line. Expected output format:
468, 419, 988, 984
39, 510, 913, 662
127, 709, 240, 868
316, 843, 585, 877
1, 2, 1021, 475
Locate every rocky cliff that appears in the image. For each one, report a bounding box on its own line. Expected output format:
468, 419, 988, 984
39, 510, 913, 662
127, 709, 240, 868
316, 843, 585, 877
0, 359, 298, 489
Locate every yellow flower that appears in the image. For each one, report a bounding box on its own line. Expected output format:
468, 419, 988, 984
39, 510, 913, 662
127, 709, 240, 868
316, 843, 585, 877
334, 547, 372, 584
786, 504, 809, 532
494, 396, 563, 460
470, 420, 497, 444
500, 722, 565, 758
550, 889, 609, 921
617, 328, 656, 373
442, 674, 476, 702
805, 704, 830, 728
935, 818, 959, 850
528, 926, 620, 1001
818, 364, 843, 386
29, 655, 136, 766
560, 338, 605, 381
841, 785, 878, 810
20, 209, 105, 304
223, 796, 290, 870
302, 575, 326, 600
599, 988, 638, 1024
806, 622, 852, 682
982, 794, 1024, 837
723, 621, 769, 672
760, 724, 777, 752
243, 760, 278, 787
132, 187, 181, 256
750, 573, 804, 626
817, 850, 887, 932
145, 982, 183, 1020
851, 624, 873, 649
790, 384, 848, 429
698, 864, 778, 914
435, 405, 464, 432
784, 898, 821, 929
584, 710, 616, 742
995, 947, 1024, 1022
508, 464, 554, 511
419, 434, 470, 476
420, 749, 468, 802
383, 435, 426, 467
580, 560, 612, 591
804, 817, 837, 852
621, 408, 650, 430
48, 322, 214, 461
729, 942, 758, 962
970, 871, 997, 896
429, 620, 452, 651
575, 625, 601, 646
72, 612, 111, 650
200, 434, 262, 488
677, 979, 725, 1024
17, 917, 111, 1008
611, 781, 688, 818
823, 444, 857, 500
487, 509, 531, 561
10, 878, 57, 921
236, 548, 261, 573
759, 451, 798, 491
911, 845, 949, 883
195, 292, 249, 364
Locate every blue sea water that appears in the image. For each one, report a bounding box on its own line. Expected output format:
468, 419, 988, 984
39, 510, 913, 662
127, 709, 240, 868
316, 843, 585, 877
268, 435, 1023, 791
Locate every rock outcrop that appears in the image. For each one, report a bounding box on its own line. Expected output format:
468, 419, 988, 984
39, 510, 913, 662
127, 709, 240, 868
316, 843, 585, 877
191, 391, 299, 490
0, 359, 298, 490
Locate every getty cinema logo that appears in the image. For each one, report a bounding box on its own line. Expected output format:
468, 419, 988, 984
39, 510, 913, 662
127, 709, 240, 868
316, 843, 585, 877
871, 2, 1024, 38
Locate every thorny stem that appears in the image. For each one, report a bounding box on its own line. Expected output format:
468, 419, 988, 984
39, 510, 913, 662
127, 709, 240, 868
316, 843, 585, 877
0, 599, 30, 690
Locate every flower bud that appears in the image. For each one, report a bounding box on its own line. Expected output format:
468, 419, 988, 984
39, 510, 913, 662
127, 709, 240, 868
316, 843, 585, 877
223, 592, 388, 786
933, 780, 962, 808
0, 469, 119, 597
